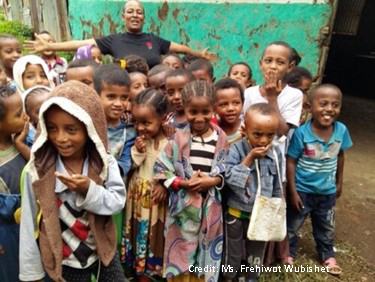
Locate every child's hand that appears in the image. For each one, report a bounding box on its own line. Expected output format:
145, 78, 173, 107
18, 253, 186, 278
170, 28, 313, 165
152, 183, 167, 204
336, 183, 343, 199
55, 172, 90, 196
290, 192, 304, 212
14, 119, 29, 145
24, 33, 49, 53
135, 136, 146, 153
250, 144, 271, 159
263, 70, 283, 99
162, 123, 176, 139
187, 171, 215, 193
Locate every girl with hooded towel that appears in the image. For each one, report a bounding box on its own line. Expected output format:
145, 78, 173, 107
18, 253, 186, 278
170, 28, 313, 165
19, 81, 126, 281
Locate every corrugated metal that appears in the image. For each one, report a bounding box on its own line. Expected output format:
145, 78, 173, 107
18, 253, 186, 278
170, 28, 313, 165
333, 0, 365, 35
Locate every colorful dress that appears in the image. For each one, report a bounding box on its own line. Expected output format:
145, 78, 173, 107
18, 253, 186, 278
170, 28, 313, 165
153, 124, 228, 282
122, 138, 168, 277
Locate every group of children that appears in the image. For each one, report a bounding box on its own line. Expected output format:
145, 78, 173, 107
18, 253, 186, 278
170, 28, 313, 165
0, 32, 352, 282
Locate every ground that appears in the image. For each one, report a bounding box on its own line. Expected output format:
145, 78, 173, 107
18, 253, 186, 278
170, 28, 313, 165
260, 95, 375, 282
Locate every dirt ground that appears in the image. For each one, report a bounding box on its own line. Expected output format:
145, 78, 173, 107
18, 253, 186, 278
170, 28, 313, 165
335, 95, 375, 279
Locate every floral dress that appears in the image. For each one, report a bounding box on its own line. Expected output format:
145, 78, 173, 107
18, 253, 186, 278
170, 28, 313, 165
121, 138, 168, 277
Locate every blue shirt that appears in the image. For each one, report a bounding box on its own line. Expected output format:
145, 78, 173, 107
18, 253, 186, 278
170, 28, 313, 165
287, 120, 353, 195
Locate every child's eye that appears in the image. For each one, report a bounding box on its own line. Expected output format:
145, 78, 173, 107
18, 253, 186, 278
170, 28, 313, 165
268, 133, 275, 138
67, 127, 76, 133
121, 95, 129, 101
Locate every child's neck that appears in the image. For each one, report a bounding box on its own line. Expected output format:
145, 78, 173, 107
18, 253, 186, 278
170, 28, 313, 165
174, 111, 186, 123
0, 133, 13, 151
219, 119, 241, 136
106, 117, 121, 127
61, 155, 85, 175
4, 68, 13, 80
193, 126, 213, 139
152, 131, 166, 150
311, 120, 334, 142
43, 54, 56, 62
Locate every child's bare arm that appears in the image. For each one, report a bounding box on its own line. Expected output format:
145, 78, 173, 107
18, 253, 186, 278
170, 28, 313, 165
287, 156, 304, 211
169, 42, 218, 61
336, 150, 345, 199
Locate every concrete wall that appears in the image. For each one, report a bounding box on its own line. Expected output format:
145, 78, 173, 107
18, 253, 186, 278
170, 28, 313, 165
68, 0, 333, 83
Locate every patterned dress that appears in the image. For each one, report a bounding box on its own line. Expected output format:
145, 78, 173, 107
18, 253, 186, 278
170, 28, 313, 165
122, 138, 168, 277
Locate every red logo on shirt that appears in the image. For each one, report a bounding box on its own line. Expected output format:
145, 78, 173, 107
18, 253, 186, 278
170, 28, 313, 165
146, 42, 152, 49
304, 147, 315, 157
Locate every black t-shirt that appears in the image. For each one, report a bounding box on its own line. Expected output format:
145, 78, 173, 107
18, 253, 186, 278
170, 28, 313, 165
95, 32, 171, 68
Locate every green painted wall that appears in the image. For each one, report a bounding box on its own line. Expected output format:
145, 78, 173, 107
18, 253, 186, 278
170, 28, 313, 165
68, 1, 332, 83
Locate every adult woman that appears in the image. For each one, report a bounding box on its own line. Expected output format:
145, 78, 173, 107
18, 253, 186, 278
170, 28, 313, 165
25, 0, 216, 67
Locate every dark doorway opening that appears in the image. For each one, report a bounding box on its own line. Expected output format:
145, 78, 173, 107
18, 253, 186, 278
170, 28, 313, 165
323, 0, 375, 98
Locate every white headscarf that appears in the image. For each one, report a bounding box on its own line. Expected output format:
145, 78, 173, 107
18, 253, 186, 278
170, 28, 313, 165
22, 85, 52, 109
12, 55, 54, 94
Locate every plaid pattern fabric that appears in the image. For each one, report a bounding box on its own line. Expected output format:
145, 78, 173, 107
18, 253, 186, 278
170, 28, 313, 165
107, 127, 126, 160
57, 198, 98, 268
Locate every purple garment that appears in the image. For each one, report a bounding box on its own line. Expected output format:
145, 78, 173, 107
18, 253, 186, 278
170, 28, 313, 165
73, 45, 93, 60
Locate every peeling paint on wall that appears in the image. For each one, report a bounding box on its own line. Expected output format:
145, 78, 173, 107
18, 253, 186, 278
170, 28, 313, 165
68, 0, 333, 82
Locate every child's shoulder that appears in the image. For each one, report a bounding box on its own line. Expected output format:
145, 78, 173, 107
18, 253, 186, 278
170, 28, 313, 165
281, 85, 303, 100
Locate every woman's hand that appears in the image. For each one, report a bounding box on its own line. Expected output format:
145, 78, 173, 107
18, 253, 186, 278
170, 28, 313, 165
24, 33, 50, 53
200, 48, 219, 61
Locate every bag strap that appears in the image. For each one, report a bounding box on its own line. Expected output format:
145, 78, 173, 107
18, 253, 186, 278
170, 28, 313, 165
272, 147, 283, 189
255, 159, 262, 196
254, 147, 283, 197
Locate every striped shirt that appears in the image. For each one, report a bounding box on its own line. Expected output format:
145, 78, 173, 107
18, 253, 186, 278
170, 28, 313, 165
190, 131, 218, 174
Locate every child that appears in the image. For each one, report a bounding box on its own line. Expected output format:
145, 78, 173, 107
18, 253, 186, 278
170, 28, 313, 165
38, 31, 68, 86
214, 78, 244, 144
66, 58, 99, 88
0, 85, 28, 282
165, 68, 195, 130
161, 53, 184, 70
147, 64, 170, 93
123, 88, 169, 280
126, 72, 149, 122
13, 55, 54, 93
188, 58, 215, 84
115, 54, 149, 75
223, 103, 283, 282
154, 80, 228, 282
74, 44, 103, 64
0, 35, 21, 81
182, 54, 200, 69
228, 62, 253, 90
19, 81, 126, 281
93, 64, 135, 178
286, 84, 352, 275
243, 41, 302, 266
23, 86, 51, 146
284, 66, 313, 124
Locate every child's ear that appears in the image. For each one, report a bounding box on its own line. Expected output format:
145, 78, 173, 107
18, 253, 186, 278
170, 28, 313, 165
306, 101, 312, 113
212, 77, 216, 83
288, 61, 296, 72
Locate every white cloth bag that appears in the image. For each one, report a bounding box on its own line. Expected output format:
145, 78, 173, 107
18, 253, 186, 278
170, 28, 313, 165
247, 148, 286, 242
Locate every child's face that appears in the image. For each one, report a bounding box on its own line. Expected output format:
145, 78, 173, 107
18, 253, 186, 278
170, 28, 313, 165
100, 82, 130, 124
90, 47, 103, 64
45, 106, 88, 160
229, 64, 251, 89
0, 93, 27, 135
0, 68, 7, 85
0, 39, 21, 70
66, 66, 94, 88
185, 96, 213, 135
166, 75, 189, 114
26, 92, 50, 129
22, 64, 50, 90
310, 87, 342, 128
192, 69, 213, 84
132, 104, 162, 140
128, 73, 148, 113
298, 78, 312, 94
148, 72, 167, 94
300, 93, 309, 125
215, 87, 243, 125
260, 44, 293, 81
245, 110, 278, 148
38, 33, 56, 57
163, 56, 183, 70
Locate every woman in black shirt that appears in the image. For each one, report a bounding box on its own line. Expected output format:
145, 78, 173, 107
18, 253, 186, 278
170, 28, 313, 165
26, 0, 216, 67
